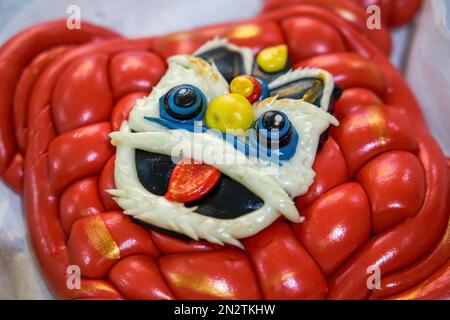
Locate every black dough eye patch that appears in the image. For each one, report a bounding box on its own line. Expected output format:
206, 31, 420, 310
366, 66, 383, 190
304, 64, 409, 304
269, 77, 324, 106
196, 46, 246, 83
135, 149, 264, 221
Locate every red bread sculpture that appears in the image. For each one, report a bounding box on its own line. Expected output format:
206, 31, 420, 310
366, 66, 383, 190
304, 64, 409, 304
1, 1, 449, 300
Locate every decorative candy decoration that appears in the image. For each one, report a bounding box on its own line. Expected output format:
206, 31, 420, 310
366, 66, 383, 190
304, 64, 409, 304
267, 68, 335, 111
229, 74, 263, 104
271, 78, 323, 105
257, 111, 293, 147
165, 159, 221, 203
110, 39, 338, 250
195, 40, 253, 83
250, 110, 299, 161
252, 57, 292, 84
204, 93, 254, 133
159, 84, 207, 122
257, 78, 270, 101
256, 44, 288, 73
186, 173, 264, 219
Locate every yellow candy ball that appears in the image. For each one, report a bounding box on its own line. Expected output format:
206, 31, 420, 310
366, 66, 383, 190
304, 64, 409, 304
205, 93, 254, 133
257, 44, 288, 73
230, 75, 254, 98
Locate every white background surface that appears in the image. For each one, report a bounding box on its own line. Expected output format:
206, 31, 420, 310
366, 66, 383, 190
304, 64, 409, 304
406, 0, 450, 156
0, 0, 447, 299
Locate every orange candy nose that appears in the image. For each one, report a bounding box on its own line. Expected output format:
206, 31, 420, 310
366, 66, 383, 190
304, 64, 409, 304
229, 75, 263, 104
165, 159, 221, 203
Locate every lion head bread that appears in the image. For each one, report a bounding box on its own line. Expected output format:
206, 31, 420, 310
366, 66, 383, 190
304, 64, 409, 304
1, 0, 448, 301
109, 39, 339, 248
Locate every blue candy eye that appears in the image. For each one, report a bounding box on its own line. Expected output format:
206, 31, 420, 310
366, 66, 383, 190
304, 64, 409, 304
255, 111, 293, 148
159, 84, 207, 122
250, 110, 298, 162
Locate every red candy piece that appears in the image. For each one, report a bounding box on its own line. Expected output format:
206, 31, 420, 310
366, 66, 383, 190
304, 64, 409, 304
165, 159, 221, 203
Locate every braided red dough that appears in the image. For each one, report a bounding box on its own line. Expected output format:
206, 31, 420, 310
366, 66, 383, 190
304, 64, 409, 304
1, 1, 448, 300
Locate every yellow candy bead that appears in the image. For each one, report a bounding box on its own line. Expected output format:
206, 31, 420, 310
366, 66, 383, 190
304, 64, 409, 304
256, 44, 288, 73
205, 94, 254, 133
230, 75, 254, 98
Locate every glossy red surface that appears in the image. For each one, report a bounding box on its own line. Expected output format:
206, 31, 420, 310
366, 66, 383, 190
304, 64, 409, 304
1, 1, 447, 300
292, 183, 371, 276
165, 160, 221, 203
